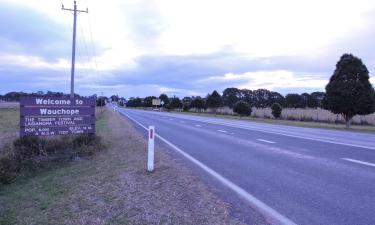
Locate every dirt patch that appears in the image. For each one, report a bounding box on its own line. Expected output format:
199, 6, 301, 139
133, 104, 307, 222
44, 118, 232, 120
0, 108, 244, 225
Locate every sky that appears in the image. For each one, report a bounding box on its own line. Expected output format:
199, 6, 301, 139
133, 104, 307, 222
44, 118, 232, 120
1, 0, 375, 98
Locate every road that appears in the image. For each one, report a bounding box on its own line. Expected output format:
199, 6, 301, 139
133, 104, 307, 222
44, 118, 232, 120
115, 107, 375, 225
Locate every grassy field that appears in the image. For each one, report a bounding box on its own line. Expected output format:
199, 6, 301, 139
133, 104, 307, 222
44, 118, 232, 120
0, 108, 245, 225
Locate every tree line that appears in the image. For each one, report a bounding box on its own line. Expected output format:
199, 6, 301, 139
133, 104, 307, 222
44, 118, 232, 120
0, 91, 107, 107
122, 53, 375, 128
0, 91, 68, 101
122, 89, 325, 110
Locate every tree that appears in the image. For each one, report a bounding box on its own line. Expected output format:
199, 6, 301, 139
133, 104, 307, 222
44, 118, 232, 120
126, 97, 142, 107
222, 87, 241, 108
190, 97, 205, 111
206, 90, 223, 112
96, 97, 106, 107
110, 95, 119, 102
233, 100, 252, 117
240, 89, 254, 106
182, 102, 190, 112
271, 103, 282, 119
323, 53, 375, 128
269, 91, 285, 107
159, 94, 169, 106
285, 94, 304, 108
182, 96, 193, 104
306, 93, 319, 108
310, 92, 325, 108
168, 97, 182, 109
143, 96, 157, 107
301, 93, 310, 108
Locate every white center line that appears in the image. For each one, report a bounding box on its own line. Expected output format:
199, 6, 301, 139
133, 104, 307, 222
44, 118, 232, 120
342, 158, 375, 167
195, 124, 201, 127
217, 130, 227, 133
257, 139, 276, 144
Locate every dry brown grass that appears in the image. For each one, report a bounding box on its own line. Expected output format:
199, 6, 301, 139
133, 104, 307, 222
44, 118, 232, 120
0, 108, 245, 225
190, 106, 375, 126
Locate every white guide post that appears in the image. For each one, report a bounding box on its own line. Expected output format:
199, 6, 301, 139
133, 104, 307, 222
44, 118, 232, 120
148, 126, 155, 172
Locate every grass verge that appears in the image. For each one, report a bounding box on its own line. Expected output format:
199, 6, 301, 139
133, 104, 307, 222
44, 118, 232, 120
0, 108, 243, 225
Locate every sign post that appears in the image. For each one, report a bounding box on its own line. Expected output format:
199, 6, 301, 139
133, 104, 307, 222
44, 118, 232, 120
20, 97, 96, 136
148, 126, 155, 172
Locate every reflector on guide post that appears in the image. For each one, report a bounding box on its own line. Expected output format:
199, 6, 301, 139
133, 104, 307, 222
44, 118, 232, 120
148, 126, 155, 172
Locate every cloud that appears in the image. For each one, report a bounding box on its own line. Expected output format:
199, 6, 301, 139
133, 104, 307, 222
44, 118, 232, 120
1, 0, 375, 97
0, 1, 71, 61
195, 70, 328, 94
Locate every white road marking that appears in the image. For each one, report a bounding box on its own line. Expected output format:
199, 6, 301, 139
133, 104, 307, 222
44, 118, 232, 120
120, 111, 297, 225
149, 113, 375, 151
195, 124, 201, 127
217, 130, 227, 133
169, 118, 174, 121
342, 158, 375, 167
257, 139, 276, 144
230, 132, 235, 135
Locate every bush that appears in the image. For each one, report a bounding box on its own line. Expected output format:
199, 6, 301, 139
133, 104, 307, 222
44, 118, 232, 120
0, 134, 103, 184
233, 100, 252, 117
0, 150, 20, 184
271, 103, 282, 119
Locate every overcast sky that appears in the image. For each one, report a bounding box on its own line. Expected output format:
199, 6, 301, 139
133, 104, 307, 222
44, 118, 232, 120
1, 0, 375, 98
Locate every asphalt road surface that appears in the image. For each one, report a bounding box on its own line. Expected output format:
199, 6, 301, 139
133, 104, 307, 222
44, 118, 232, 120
115, 107, 375, 225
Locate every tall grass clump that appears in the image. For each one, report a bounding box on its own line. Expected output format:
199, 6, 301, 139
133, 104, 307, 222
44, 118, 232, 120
0, 134, 103, 184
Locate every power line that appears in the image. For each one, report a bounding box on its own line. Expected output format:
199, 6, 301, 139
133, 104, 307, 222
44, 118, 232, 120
78, 19, 94, 72
87, 12, 100, 73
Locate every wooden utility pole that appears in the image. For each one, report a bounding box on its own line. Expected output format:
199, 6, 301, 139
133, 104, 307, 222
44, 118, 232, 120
62, 1, 88, 98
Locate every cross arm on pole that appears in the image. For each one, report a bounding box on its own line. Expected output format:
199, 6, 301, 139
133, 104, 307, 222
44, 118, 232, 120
62, 5, 88, 13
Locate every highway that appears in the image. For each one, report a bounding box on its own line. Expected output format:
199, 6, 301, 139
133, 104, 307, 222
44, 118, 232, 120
116, 107, 375, 225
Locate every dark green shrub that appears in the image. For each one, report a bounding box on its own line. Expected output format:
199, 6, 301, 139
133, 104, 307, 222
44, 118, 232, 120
271, 103, 282, 119
233, 100, 252, 117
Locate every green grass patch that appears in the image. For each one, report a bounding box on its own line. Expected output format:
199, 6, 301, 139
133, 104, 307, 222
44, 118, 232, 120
0, 108, 19, 133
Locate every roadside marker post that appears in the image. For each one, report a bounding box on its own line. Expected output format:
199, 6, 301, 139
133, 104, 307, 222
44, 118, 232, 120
148, 126, 155, 172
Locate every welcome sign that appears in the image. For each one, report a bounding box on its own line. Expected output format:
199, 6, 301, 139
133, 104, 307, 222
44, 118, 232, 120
20, 97, 96, 136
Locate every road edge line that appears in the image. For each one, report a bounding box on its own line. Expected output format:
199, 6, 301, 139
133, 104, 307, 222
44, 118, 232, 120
120, 110, 297, 225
